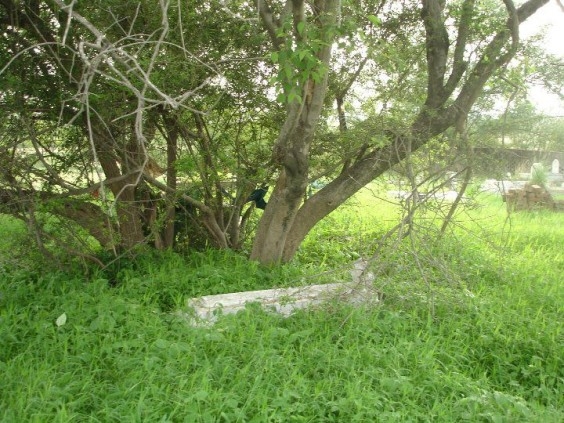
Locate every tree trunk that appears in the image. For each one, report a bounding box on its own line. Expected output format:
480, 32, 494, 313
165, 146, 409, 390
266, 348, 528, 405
250, 0, 339, 264
114, 183, 146, 250
250, 82, 333, 263
250, 165, 307, 262
52, 200, 118, 249
91, 123, 146, 251
161, 111, 179, 249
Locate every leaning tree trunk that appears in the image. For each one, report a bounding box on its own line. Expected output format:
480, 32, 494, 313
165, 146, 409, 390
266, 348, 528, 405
281, 109, 455, 261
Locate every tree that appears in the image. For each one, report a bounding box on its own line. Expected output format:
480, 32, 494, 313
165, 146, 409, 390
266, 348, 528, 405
466, 37, 564, 152
0, 0, 276, 259
251, 0, 553, 263
0, 0, 557, 266
470, 101, 564, 151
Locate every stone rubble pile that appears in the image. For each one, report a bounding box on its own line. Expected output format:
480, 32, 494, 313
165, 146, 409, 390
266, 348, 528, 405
504, 183, 560, 211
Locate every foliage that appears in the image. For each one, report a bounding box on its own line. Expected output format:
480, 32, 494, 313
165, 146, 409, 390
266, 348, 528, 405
1, 0, 561, 266
468, 35, 564, 151
1, 194, 563, 421
470, 101, 564, 151
0, 0, 278, 257
530, 164, 548, 186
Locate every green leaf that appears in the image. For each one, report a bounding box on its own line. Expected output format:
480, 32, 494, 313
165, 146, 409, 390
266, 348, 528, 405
287, 91, 302, 104
55, 312, 67, 327
297, 21, 306, 36
284, 66, 294, 80
367, 15, 381, 26
154, 339, 170, 349
271, 51, 279, 63
311, 71, 323, 84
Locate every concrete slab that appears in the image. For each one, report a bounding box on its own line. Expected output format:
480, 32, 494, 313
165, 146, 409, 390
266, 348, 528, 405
181, 259, 380, 326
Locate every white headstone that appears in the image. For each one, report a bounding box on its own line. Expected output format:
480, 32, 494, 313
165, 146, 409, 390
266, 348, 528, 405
552, 158, 560, 174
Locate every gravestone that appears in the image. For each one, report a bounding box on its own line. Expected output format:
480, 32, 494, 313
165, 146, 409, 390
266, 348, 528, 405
181, 259, 380, 326
552, 158, 560, 174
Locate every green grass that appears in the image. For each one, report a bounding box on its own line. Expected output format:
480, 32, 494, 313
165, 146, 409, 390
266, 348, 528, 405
1, 191, 563, 422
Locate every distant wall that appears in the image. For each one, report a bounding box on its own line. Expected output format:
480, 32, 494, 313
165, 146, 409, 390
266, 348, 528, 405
472, 148, 564, 176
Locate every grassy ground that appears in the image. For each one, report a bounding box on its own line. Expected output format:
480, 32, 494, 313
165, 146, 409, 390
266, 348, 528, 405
0, 190, 562, 422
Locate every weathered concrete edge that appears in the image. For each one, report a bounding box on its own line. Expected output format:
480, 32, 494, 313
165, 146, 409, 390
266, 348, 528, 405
180, 281, 380, 326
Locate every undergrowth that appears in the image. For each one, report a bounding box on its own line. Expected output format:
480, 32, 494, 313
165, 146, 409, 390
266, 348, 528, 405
0, 191, 562, 422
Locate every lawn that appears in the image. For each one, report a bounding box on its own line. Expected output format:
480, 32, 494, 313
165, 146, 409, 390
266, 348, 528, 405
0, 189, 562, 422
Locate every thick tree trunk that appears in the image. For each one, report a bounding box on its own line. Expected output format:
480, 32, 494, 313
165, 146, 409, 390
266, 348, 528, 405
91, 124, 146, 251
249, 83, 331, 263
114, 183, 146, 250
250, 0, 339, 264
250, 165, 307, 262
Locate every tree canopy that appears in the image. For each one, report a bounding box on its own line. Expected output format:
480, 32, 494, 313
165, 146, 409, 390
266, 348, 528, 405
0, 0, 561, 265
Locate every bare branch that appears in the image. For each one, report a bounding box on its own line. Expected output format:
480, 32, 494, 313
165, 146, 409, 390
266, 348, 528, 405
59, 0, 76, 45
53, 0, 212, 110
335, 56, 370, 100
219, 0, 259, 21
452, 0, 549, 121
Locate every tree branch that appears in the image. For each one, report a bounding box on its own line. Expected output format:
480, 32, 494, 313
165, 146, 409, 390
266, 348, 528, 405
421, 0, 449, 106
452, 0, 548, 124
444, 0, 475, 95
281, 0, 550, 261
500, 0, 520, 63
256, 0, 285, 50
0, 188, 118, 248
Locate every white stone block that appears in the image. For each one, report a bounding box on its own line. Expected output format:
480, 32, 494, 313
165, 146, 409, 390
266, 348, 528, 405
182, 266, 380, 326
